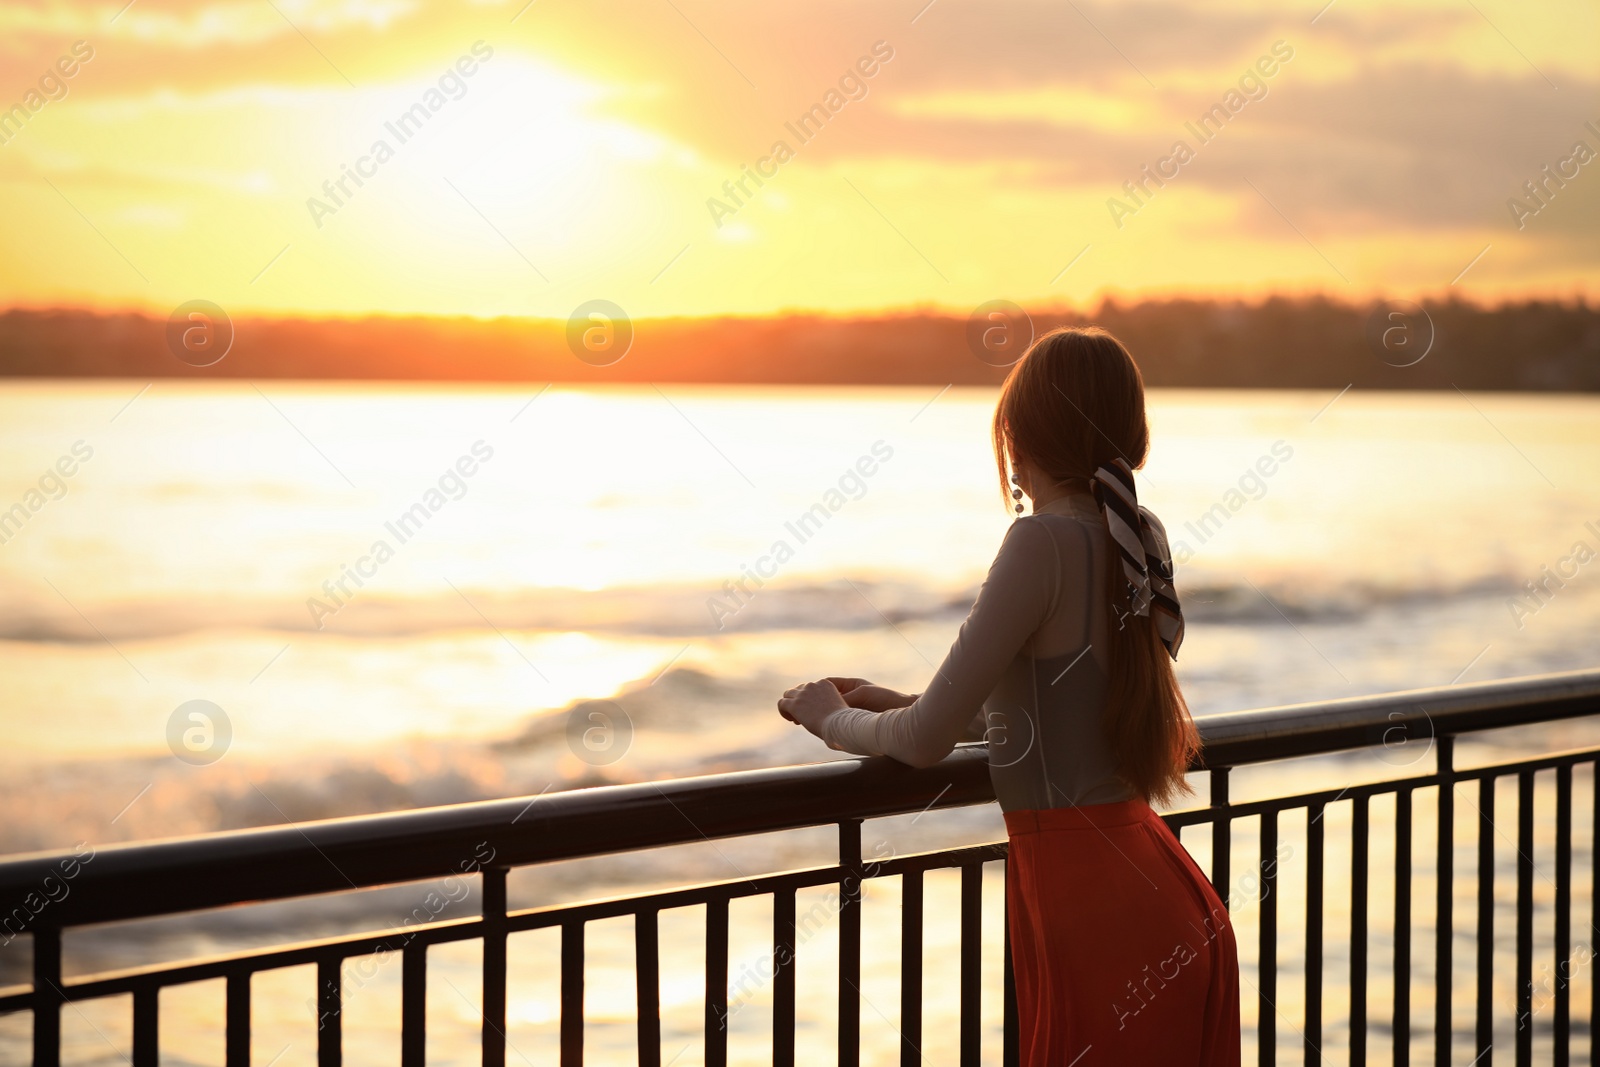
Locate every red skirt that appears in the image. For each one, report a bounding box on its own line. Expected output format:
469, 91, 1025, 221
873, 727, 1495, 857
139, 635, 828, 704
1005, 799, 1241, 1066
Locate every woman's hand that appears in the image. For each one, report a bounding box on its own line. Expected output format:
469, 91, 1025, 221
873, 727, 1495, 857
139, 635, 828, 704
777, 679, 849, 738
825, 678, 918, 713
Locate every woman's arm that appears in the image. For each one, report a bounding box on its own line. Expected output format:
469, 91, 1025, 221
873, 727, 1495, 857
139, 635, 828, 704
791, 679, 982, 739
826, 678, 920, 712
813, 518, 1056, 768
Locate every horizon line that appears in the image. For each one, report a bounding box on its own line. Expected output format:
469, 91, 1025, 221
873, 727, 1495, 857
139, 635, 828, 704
4, 286, 1597, 324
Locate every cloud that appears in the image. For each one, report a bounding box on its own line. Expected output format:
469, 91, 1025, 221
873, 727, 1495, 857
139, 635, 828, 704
763, 63, 1599, 235
0, 150, 276, 195
0, 0, 419, 49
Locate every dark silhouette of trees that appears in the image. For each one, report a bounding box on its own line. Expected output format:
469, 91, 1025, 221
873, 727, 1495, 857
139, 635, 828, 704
2, 296, 1595, 390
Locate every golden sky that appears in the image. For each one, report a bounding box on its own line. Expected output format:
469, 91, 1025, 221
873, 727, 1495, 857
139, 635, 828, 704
0, 0, 1596, 318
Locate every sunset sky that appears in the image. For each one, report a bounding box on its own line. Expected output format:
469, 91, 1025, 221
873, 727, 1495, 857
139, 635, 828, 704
0, 0, 1595, 318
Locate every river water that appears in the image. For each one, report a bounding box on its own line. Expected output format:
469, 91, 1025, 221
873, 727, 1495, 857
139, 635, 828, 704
1, 382, 1596, 1064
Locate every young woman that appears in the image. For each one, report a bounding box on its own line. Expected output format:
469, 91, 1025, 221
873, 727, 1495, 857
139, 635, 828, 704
777, 326, 1241, 1065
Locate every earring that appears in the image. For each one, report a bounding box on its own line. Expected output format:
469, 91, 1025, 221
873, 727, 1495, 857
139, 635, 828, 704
1010, 471, 1024, 514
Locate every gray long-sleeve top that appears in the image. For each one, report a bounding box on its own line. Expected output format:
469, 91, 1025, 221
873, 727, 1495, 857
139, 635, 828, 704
820, 494, 1135, 811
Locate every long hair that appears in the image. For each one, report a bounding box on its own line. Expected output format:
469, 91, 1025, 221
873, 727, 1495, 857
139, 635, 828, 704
991, 326, 1200, 805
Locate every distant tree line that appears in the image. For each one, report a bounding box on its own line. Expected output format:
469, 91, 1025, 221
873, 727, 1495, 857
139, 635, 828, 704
1, 296, 1596, 390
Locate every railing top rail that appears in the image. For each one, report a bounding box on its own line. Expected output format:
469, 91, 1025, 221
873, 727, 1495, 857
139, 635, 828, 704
4, 667, 1597, 929
1192, 663, 1600, 765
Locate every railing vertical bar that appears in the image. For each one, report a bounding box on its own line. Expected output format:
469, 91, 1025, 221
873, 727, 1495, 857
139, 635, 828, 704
960, 860, 982, 1067
900, 868, 923, 1067
1352, 793, 1370, 1067
1259, 809, 1279, 1067
226, 971, 250, 1067
635, 909, 661, 1067
1212, 768, 1232, 903
316, 955, 341, 1067
1516, 770, 1534, 1067
483, 866, 509, 1067
839, 818, 863, 1067
1394, 787, 1412, 1067
1476, 773, 1495, 1067
1306, 801, 1325, 1066
1003, 870, 1018, 1067
773, 886, 797, 1067
1554, 762, 1572, 1067
561, 919, 585, 1067
32, 925, 61, 1067
1436, 736, 1455, 1067
401, 941, 427, 1067
131, 983, 158, 1067
1590, 757, 1597, 1067
705, 896, 729, 1067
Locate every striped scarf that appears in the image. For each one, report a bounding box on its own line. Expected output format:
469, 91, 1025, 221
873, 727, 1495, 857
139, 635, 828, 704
1089, 458, 1185, 658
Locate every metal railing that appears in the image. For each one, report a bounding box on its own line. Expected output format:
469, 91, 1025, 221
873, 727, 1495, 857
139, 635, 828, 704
3, 667, 1599, 1066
